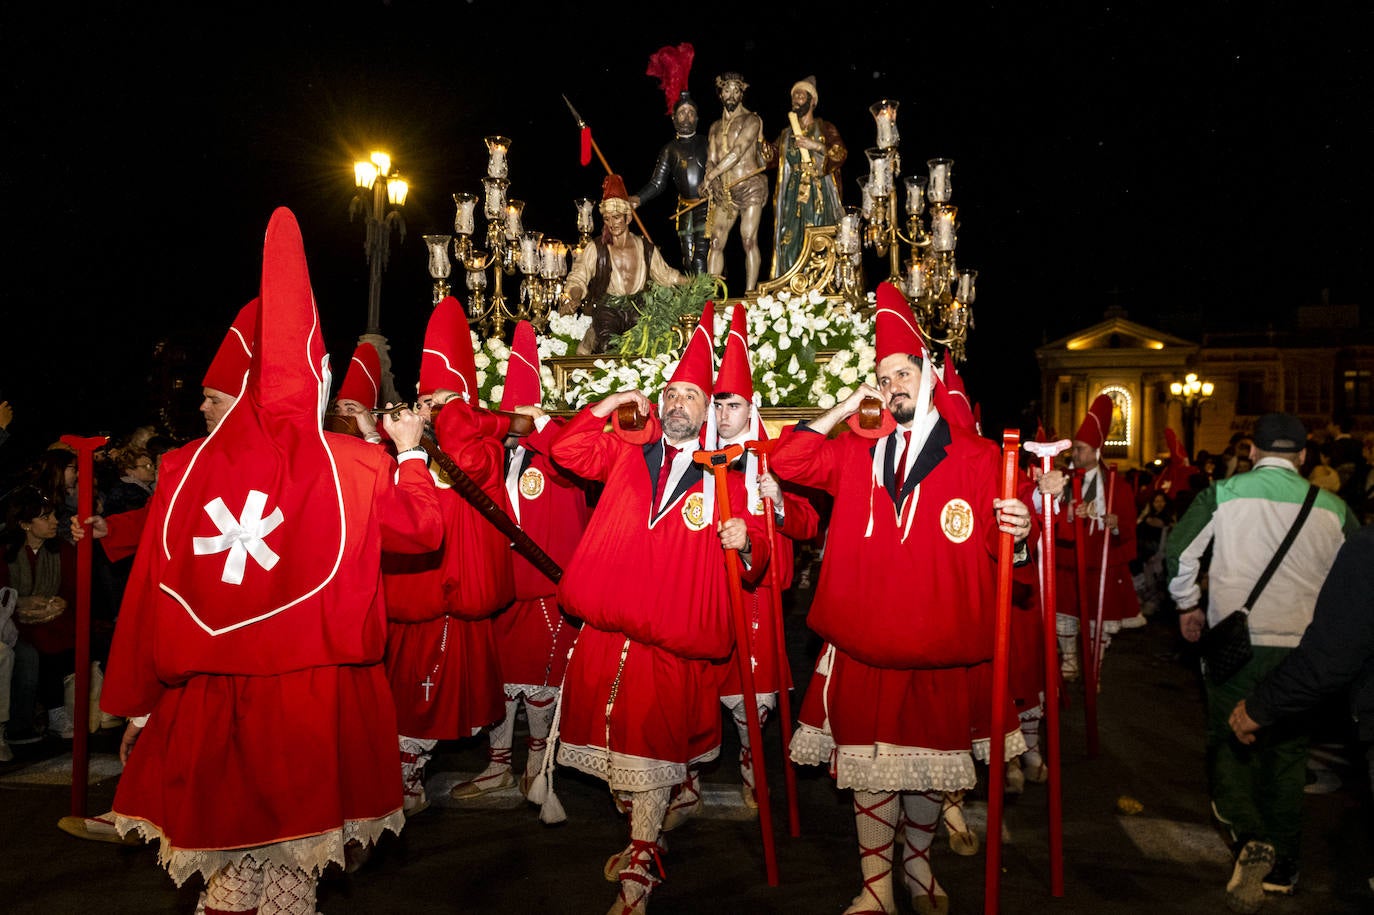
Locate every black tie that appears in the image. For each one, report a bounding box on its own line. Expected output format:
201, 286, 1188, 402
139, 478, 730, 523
1083, 472, 1097, 504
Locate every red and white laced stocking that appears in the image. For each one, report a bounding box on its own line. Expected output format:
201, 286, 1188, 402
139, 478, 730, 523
730, 703, 770, 794
479, 697, 519, 779
900, 790, 945, 907
846, 789, 898, 914
523, 693, 556, 780
611, 786, 671, 912
667, 766, 701, 818
1018, 705, 1044, 771
204, 861, 263, 914
258, 863, 316, 915
398, 735, 438, 803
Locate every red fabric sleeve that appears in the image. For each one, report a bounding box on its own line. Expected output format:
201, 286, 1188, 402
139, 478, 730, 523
100, 506, 150, 563
770, 424, 843, 495
549, 406, 625, 484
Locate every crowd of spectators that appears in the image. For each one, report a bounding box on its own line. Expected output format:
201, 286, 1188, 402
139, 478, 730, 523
0, 399, 182, 760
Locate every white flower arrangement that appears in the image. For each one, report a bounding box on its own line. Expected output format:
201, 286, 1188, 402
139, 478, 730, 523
472, 295, 877, 410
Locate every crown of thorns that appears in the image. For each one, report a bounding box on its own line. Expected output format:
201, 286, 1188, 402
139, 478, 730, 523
715, 73, 748, 91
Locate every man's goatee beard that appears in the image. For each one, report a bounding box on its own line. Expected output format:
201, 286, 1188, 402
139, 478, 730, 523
891, 403, 916, 425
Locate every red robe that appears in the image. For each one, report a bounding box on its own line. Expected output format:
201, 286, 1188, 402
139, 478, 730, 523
1053, 468, 1140, 625
384, 402, 513, 739
550, 408, 770, 789
102, 437, 441, 877
771, 418, 1022, 792
494, 419, 589, 689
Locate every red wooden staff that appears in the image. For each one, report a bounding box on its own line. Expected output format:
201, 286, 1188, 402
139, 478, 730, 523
744, 437, 801, 838
983, 430, 1021, 914
1023, 438, 1072, 898
1071, 471, 1099, 758
693, 444, 779, 886
60, 434, 108, 816
1091, 464, 1118, 688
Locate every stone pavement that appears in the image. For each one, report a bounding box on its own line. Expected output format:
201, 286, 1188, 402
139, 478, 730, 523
3, 610, 1371, 913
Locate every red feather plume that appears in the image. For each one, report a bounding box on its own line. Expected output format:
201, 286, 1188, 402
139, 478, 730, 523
646, 43, 694, 114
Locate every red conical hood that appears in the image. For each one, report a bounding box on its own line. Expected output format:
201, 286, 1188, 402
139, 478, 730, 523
336, 341, 382, 410
202, 299, 258, 396
1075, 394, 1114, 450
159, 207, 346, 636
667, 300, 716, 396
714, 304, 754, 400
419, 296, 480, 402
500, 320, 543, 411
874, 281, 926, 364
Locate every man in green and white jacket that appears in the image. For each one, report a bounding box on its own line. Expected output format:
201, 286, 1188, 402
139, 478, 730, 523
1167, 412, 1357, 912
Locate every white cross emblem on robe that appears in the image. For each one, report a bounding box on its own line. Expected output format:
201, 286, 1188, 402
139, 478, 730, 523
192, 490, 285, 585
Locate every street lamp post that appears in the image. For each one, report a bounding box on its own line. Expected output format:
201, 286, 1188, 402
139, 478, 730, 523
351, 150, 408, 404
1169, 372, 1214, 460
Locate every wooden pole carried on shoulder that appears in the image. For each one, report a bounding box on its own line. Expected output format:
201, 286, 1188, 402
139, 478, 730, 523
693, 443, 779, 886
983, 430, 1021, 914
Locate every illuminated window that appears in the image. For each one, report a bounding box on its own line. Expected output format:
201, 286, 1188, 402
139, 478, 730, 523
1099, 385, 1132, 446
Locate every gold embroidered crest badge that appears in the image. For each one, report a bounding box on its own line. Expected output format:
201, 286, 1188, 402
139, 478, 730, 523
682, 492, 709, 531
940, 498, 974, 544
519, 467, 545, 500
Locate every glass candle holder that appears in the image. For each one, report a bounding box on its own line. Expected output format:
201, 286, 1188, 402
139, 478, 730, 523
931, 205, 958, 253
955, 269, 977, 304
519, 231, 543, 275
869, 99, 900, 149
452, 193, 478, 235
423, 234, 453, 280
540, 239, 568, 278
927, 158, 953, 204
857, 176, 874, 219
466, 264, 488, 290
905, 259, 927, 298
835, 207, 862, 256
904, 176, 927, 216
482, 177, 509, 220
484, 136, 511, 179
504, 200, 525, 240
866, 147, 894, 196
575, 198, 596, 235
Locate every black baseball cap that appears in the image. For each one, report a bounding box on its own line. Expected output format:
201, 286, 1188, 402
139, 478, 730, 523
1252, 413, 1307, 453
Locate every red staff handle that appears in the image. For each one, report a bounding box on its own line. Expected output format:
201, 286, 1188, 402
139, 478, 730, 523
1092, 465, 1117, 686
60, 434, 108, 817
693, 447, 779, 886
1071, 473, 1099, 758
984, 430, 1020, 914
753, 446, 801, 838
1024, 439, 1070, 898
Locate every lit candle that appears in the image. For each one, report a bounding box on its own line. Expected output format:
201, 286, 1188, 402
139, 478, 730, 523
423, 234, 453, 280
519, 231, 543, 274
866, 148, 893, 196
869, 99, 900, 149
452, 193, 478, 235
955, 269, 977, 304
484, 136, 511, 179
466, 265, 487, 290
482, 177, 508, 220
904, 176, 927, 216
905, 259, 927, 298
505, 200, 525, 239
857, 176, 874, 218
836, 207, 862, 255
932, 205, 957, 252
575, 198, 596, 235
927, 158, 953, 204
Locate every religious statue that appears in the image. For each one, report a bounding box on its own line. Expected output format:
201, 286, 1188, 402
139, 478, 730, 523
562, 174, 687, 354
704, 72, 769, 292
764, 75, 847, 279
630, 91, 709, 275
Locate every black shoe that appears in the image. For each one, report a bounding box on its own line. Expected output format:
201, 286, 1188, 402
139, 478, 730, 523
4, 726, 43, 746
1262, 857, 1298, 895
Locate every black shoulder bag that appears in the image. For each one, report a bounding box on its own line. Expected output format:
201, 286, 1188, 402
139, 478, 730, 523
1201, 484, 1320, 684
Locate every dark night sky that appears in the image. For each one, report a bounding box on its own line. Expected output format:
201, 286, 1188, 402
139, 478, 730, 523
2, 1, 1369, 458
